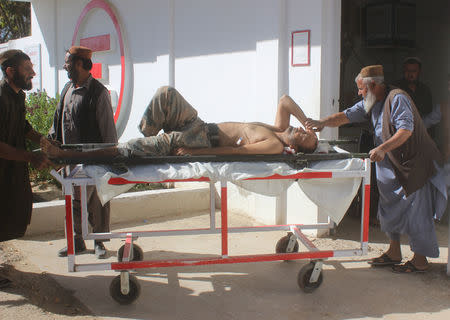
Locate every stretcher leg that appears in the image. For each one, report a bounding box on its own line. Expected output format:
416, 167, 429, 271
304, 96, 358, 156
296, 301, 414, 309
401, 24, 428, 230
117, 233, 143, 262
221, 180, 228, 257
64, 192, 75, 272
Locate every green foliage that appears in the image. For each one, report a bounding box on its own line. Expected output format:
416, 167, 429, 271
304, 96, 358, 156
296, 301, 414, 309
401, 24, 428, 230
0, 0, 31, 43
25, 90, 59, 184
128, 183, 170, 192
26, 90, 58, 136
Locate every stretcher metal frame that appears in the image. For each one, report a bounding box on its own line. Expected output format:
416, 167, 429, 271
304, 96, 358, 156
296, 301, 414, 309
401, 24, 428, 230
51, 154, 372, 304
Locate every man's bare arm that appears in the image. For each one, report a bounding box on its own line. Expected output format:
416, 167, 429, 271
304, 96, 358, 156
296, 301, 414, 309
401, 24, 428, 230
26, 128, 44, 145
175, 138, 284, 155
41, 138, 120, 159
274, 95, 308, 130
369, 129, 412, 162
0, 141, 51, 169
249, 95, 309, 132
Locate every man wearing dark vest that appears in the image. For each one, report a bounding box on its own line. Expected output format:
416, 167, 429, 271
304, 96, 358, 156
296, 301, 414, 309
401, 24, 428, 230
48, 46, 117, 259
306, 65, 447, 273
0, 50, 52, 288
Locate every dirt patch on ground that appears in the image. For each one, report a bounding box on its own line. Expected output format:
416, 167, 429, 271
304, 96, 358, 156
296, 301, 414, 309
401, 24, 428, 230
0, 242, 98, 320
31, 182, 64, 202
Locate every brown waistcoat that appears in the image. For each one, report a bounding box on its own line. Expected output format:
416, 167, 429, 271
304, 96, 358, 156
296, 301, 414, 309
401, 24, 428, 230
381, 88, 443, 196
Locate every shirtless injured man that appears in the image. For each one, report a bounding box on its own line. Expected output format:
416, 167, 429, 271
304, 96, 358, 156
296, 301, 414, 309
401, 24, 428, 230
42, 86, 318, 159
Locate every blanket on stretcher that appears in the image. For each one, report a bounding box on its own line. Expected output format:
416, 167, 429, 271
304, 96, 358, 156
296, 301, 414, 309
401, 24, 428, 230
83, 157, 365, 225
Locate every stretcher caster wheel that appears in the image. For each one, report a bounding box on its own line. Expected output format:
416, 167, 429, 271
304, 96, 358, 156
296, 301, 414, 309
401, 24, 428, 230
275, 232, 299, 253
298, 262, 323, 293
110, 274, 141, 304
117, 244, 144, 262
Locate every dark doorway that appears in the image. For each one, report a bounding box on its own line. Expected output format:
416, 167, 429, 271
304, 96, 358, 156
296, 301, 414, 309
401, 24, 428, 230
339, 0, 450, 221
339, 0, 449, 146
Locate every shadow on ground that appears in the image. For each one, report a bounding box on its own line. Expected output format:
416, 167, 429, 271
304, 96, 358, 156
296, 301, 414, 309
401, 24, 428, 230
0, 264, 92, 317
23, 250, 450, 320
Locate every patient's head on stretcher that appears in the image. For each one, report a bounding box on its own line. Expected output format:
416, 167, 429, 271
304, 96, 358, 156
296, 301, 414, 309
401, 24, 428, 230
286, 126, 318, 153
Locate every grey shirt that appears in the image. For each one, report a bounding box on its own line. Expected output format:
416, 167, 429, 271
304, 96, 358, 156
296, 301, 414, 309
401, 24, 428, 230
52, 75, 118, 144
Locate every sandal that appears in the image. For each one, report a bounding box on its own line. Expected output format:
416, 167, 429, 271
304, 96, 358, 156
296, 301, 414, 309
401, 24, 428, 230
368, 253, 402, 266
392, 261, 428, 274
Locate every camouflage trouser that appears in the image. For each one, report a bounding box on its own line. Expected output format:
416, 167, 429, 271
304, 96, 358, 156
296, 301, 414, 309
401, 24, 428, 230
122, 86, 211, 156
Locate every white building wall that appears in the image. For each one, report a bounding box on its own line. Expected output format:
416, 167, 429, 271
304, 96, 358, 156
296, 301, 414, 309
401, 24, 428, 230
174, 0, 280, 125
105, 0, 171, 139
320, 0, 341, 141
286, 0, 323, 129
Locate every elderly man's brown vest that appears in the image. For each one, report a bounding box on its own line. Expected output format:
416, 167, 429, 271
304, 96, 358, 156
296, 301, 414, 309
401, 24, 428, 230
381, 88, 443, 196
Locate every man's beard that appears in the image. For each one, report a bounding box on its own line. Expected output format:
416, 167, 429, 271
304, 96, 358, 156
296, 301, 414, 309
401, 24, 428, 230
12, 71, 32, 91
68, 68, 79, 83
364, 89, 377, 113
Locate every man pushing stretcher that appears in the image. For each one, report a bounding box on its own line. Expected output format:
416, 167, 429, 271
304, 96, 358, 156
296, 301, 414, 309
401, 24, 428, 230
42, 86, 318, 158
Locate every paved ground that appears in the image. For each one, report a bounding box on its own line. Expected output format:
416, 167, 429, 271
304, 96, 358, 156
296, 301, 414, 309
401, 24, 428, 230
1, 210, 449, 320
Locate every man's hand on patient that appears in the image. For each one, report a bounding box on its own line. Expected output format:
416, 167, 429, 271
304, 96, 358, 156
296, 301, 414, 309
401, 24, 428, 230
305, 118, 324, 132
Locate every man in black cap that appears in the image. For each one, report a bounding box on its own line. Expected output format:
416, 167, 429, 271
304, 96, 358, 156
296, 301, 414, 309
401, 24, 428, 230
392, 57, 439, 141
0, 49, 52, 288
48, 46, 118, 259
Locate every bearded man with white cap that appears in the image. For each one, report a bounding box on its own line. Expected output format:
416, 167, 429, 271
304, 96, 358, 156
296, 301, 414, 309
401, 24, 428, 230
306, 65, 447, 273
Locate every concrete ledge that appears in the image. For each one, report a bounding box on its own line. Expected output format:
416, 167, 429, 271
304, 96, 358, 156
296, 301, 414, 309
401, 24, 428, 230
27, 186, 210, 236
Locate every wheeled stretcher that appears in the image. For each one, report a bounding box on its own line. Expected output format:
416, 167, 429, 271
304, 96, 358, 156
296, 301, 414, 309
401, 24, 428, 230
51, 145, 372, 304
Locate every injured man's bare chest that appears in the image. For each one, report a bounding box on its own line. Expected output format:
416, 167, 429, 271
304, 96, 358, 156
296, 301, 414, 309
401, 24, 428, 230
216, 122, 279, 147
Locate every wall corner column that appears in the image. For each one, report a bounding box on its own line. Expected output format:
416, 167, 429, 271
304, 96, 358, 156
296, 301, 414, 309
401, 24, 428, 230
277, 0, 288, 99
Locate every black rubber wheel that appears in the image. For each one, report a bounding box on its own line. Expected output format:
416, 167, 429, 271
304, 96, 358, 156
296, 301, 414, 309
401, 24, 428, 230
275, 232, 299, 253
117, 244, 144, 262
297, 262, 323, 293
109, 274, 141, 304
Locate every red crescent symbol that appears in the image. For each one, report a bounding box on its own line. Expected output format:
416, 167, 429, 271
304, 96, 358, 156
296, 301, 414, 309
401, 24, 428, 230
72, 0, 125, 123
